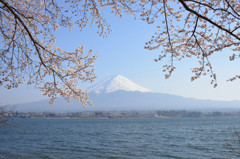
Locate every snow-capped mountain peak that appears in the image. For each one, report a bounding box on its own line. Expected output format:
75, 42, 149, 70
88, 75, 152, 94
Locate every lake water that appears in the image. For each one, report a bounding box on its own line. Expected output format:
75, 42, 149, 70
1, 117, 240, 159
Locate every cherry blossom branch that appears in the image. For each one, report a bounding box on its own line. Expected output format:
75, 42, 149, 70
178, 0, 240, 41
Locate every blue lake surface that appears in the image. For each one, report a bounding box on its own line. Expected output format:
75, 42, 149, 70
1, 117, 240, 159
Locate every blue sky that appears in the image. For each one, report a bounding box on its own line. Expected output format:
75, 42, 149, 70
1, 10, 240, 105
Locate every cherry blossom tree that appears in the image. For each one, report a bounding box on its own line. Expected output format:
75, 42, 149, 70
139, 0, 240, 87
0, 0, 99, 106
1, 0, 240, 106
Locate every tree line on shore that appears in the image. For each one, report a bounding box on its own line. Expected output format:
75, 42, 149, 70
1, 110, 240, 119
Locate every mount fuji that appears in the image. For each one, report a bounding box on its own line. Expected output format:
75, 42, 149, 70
88, 75, 152, 94
16, 75, 240, 112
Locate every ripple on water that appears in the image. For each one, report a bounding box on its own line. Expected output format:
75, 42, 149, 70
1, 118, 240, 159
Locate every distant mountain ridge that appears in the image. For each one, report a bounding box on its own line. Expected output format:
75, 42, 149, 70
15, 75, 240, 112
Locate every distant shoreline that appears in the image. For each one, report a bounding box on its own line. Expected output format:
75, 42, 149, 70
11, 110, 240, 119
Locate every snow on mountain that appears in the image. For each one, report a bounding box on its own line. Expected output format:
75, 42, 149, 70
88, 75, 152, 94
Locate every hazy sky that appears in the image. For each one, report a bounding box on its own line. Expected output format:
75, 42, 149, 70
1, 9, 240, 105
